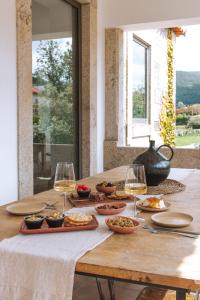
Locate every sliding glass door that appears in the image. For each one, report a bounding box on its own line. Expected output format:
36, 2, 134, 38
32, 0, 80, 193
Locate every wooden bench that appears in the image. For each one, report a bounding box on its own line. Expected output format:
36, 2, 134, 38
136, 287, 197, 300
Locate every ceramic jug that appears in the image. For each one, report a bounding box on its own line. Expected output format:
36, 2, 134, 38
133, 140, 174, 186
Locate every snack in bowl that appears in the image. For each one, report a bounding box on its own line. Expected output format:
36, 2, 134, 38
46, 212, 64, 228
96, 181, 116, 195
141, 197, 165, 209
95, 202, 126, 215
64, 213, 93, 226
77, 184, 91, 198
24, 215, 44, 229
106, 216, 140, 234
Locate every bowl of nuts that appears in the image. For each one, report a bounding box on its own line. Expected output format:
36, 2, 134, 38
105, 216, 141, 234
46, 212, 64, 228
96, 181, 116, 195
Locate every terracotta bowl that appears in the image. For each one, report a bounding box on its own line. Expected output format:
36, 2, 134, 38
105, 216, 141, 234
95, 185, 116, 195
95, 202, 126, 215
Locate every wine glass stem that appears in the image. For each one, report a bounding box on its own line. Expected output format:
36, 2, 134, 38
63, 192, 68, 214
133, 195, 137, 217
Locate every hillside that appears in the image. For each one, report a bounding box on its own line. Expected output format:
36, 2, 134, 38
176, 71, 200, 106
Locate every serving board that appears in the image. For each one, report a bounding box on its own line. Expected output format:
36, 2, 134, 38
20, 215, 98, 234
69, 192, 132, 207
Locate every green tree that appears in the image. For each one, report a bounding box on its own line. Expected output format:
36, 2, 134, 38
132, 87, 146, 118
33, 40, 73, 144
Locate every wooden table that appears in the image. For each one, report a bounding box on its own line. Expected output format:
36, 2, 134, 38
1, 167, 200, 300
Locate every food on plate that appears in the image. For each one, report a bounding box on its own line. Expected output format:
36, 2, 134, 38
107, 191, 131, 200
89, 192, 106, 201
141, 197, 165, 209
24, 215, 44, 229
77, 184, 91, 198
97, 203, 126, 210
96, 181, 116, 194
64, 213, 93, 226
107, 216, 135, 228
96, 181, 115, 187
46, 212, 64, 228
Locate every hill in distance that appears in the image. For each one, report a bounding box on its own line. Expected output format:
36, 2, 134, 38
176, 71, 200, 106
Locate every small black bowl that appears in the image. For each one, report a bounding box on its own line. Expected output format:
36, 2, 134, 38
24, 215, 44, 229
77, 189, 91, 198
46, 215, 64, 228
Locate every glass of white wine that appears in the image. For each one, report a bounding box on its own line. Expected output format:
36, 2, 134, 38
124, 164, 147, 218
54, 162, 76, 214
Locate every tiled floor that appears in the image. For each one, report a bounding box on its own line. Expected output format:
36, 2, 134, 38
73, 275, 143, 300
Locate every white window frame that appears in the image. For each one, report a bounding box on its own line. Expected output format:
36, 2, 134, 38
126, 32, 151, 145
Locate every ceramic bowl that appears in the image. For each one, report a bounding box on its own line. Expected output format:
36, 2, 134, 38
24, 215, 44, 229
105, 216, 141, 234
46, 215, 64, 228
77, 189, 91, 198
95, 202, 126, 215
96, 185, 116, 195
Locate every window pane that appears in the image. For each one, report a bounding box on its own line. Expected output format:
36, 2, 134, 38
32, 0, 79, 194
132, 40, 147, 119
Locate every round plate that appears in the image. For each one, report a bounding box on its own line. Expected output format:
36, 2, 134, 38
151, 212, 193, 228
95, 202, 126, 215
6, 202, 46, 216
136, 199, 170, 212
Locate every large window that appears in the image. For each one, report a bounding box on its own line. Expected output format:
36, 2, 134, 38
32, 0, 80, 193
126, 33, 151, 145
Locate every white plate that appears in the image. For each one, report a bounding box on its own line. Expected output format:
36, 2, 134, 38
6, 202, 46, 216
136, 199, 170, 212
151, 212, 193, 228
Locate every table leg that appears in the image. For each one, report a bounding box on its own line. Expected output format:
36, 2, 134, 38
176, 289, 186, 300
108, 279, 115, 300
96, 278, 105, 300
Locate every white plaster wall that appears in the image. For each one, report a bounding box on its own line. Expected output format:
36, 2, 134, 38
102, 0, 200, 29
0, 0, 18, 203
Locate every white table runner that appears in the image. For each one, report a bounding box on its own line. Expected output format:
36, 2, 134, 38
0, 205, 134, 300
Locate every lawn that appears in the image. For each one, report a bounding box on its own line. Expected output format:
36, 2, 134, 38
176, 135, 200, 146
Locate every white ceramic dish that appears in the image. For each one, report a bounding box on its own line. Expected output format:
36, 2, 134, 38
136, 199, 170, 212
6, 202, 46, 216
151, 212, 193, 228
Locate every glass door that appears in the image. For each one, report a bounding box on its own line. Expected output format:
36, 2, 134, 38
32, 0, 80, 193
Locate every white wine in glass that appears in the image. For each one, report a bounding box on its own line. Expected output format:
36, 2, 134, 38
54, 162, 76, 214
125, 164, 147, 218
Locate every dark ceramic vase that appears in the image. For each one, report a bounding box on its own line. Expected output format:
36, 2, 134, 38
133, 140, 174, 186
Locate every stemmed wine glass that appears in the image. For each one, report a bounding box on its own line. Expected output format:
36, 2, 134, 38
54, 162, 76, 214
124, 164, 147, 218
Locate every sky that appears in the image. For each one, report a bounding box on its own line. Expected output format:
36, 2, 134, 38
176, 25, 200, 71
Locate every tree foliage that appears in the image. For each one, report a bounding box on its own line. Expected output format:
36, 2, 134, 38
33, 40, 73, 144
132, 88, 146, 118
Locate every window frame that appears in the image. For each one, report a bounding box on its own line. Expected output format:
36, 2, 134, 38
126, 32, 151, 145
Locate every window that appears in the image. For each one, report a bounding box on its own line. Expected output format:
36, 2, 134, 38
126, 32, 151, 145
32, 0, 80, 194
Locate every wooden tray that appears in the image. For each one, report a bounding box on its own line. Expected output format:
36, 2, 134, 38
20, 215, 98, 234
69, 193, 132, 207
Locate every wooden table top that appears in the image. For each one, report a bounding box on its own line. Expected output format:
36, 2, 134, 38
1, 166, 200, 291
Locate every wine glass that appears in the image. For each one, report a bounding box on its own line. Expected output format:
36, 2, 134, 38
54, 162, 76, 214
124, 164, 147, 218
